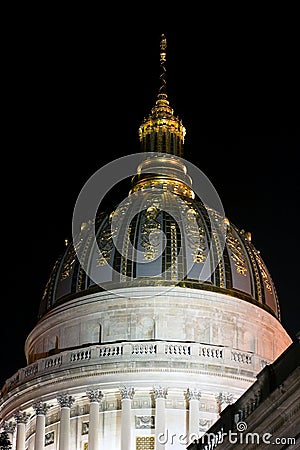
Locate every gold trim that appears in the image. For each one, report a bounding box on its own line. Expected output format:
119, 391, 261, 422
130, 177, 194, 199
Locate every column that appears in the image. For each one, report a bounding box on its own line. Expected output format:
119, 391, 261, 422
3, 421, 16, 448
119, 386, 135, 450
14, 412, 30, 450
153, 386, 168, 450
86, 389, 103, 450
57, 394, 75, 450
186, 388, 201, 443
32, 401, 50, 450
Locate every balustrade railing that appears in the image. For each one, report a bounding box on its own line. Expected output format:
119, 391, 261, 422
2, 341, 260, 395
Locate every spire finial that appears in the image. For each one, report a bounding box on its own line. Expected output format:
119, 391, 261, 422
158, 33, 167, 98
137, 33, 186, 159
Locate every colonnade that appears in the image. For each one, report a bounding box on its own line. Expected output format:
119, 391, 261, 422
5, 386, 217, 449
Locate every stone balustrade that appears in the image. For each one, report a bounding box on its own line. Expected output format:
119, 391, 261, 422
1, 341, 266, 395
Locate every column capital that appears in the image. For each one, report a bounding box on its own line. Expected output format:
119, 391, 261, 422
14, 411, 31, 424
218, 392, 234, 405
153, 386, 168, 399
4, 420, 16, 433
32, 401, 51, 415
119, 385, 135, 400
86, 389, 104, 403
57, 393, 75, 408
186, 387, 201, 401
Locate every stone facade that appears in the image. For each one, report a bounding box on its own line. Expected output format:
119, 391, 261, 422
0, 287, 292, 449
25, 287, 290, 365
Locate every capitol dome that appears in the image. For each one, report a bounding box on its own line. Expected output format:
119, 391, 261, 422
0, 34, 291, 450
39, 156, 280, 322
38, 34, 279, 324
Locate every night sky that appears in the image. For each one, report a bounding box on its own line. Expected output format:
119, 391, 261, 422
1, 16, 299, 388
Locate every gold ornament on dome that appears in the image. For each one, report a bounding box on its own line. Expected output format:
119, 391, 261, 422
61, 244, 80, 280
212, 229, 226, 288
96, 223, 116, 267
252, 248, 272, 292
121, 225, 132, 281
185, 206, 207, 263
141, 205, 161, 261
130, 177, 194, 200
244, 239, 263, 302
61, 221, 93, 280
61, 245, 76, 280
226, 227, 248, 276
203, 208, 227, 286
170, 224, 178, 280
96, 200, 131, 267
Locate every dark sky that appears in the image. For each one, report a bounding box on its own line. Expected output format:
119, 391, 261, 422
1, 16, 299, 388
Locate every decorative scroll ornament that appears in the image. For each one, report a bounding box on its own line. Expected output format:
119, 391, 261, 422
57, 394, 75, 408
135, 415, 155, 429
86, 389, 104, 403
61, 221, 92, 280
96, 223, 115, 266
185, 206, 207, 263
205, 207, 228, 286
4, 421, 16, 433
41, 256, 60, 306
45, 431, 55, 445
97, 200, 131, 266
119, 386, 135, 400
170, 224, 178, 280
199, 418, 212, 432
153, 386, 168, 399
14, 411, 31, 424
141, 205, 162, 261
186, 387, 201, 401
218, 392, 234, 405
226, 226, 247, 276
81, 422, 89, 435
61, 245, 76, 280
243, 236, 263, 301
32, 401, 51, 415
252, 248, 272, 292
199, 418, 209, 427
